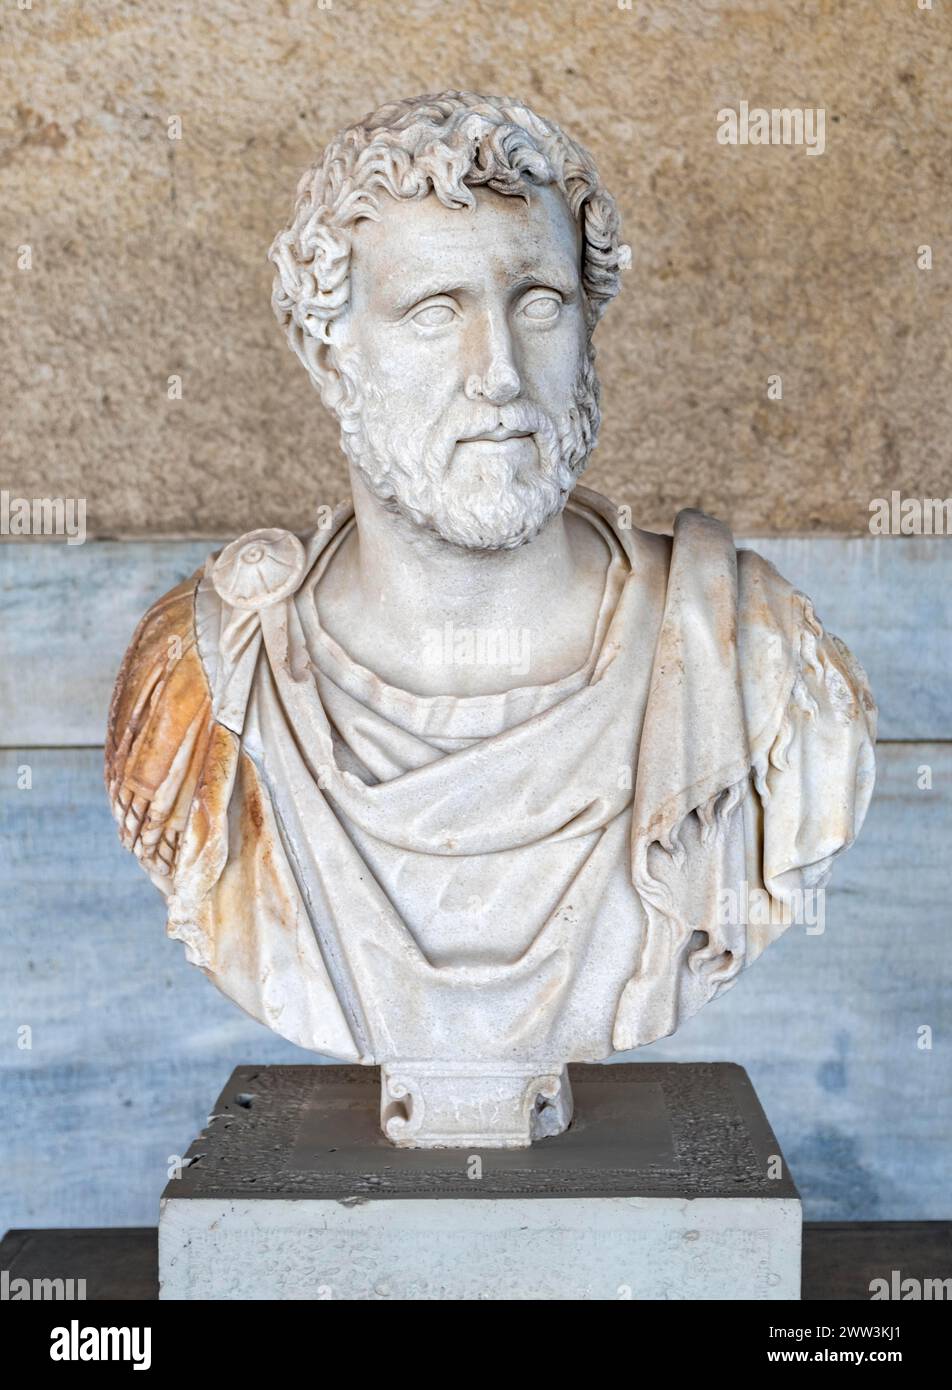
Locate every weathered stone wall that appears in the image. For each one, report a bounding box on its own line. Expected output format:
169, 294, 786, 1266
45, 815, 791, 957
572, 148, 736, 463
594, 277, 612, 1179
2, 0, 949, 537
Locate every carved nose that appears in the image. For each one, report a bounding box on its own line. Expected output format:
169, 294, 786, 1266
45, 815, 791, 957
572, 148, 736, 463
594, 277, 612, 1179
465, 361, 521, 405
465, 312, 522, 404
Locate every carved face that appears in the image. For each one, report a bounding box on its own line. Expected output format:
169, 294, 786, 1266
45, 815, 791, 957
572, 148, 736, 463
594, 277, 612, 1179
328, 183, 601, 549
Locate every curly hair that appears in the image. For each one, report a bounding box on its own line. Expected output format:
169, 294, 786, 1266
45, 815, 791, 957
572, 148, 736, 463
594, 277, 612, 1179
268, 90, 630, 375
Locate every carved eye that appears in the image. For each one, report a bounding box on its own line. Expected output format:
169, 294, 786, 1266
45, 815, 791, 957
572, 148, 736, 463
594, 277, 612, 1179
521, 292, 562, 322
411, 301, 456, 328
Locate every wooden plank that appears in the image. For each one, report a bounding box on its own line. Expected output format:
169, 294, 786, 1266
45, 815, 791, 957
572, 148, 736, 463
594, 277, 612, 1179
0, 744, 948, 1231
1, 535, 949, 745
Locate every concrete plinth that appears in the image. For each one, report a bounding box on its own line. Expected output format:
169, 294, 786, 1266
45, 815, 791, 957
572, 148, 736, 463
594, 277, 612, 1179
159, 1062, 801, 1300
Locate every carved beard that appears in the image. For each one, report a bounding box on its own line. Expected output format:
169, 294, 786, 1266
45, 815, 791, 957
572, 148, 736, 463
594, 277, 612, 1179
333, 352, 601, 550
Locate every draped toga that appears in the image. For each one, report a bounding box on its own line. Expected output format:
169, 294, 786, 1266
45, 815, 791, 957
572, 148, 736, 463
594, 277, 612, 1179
105, 486, 877, 1065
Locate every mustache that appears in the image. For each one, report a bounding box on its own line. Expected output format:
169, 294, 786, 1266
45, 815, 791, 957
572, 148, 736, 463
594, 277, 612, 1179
452, 401, 551, 443
426, 401, 560, 475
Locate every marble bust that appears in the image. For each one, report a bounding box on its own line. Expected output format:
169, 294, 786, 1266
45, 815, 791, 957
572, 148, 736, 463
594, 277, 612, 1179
106, 91, 877, 1148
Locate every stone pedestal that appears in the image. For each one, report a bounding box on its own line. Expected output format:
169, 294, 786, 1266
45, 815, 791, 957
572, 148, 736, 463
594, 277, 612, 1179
159, 1062, 801, 1300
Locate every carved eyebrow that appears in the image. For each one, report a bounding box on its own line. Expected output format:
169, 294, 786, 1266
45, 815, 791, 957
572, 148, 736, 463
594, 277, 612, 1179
391, 267, 579, 319
509, 270, 578, 297
392, 282, 471, 318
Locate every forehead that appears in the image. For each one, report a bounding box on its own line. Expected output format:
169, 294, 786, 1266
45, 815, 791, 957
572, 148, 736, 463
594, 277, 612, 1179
347, 183, 581, 305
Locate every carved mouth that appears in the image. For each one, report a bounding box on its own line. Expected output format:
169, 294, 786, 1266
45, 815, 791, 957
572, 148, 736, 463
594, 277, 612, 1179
461, 428, 533, 444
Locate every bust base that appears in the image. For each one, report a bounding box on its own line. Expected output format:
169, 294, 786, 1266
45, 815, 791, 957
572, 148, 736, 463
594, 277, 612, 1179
159, 1062, 802, 1300
380, 1060, 573, 1147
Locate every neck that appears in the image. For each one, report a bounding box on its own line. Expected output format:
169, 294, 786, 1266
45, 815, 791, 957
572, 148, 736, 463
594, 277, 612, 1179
346, 467, 579, 633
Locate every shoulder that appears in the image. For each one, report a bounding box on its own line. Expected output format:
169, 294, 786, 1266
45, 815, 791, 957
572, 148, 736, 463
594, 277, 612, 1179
735, 542, 807, 661
103, 513, 347, 887
105, 563, 218, 884
664, 513, 876, 746
735, 540, 878, 761
105, 565, 206, 772
660, 507, 804, 664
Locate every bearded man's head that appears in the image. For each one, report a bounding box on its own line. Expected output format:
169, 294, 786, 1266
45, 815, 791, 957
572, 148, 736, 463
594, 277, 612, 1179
268, 91, 630, 550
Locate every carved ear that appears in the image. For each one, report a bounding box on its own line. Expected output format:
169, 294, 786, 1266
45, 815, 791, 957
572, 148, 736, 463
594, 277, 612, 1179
289, 322, 345, 411
300, 335, 343, 410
